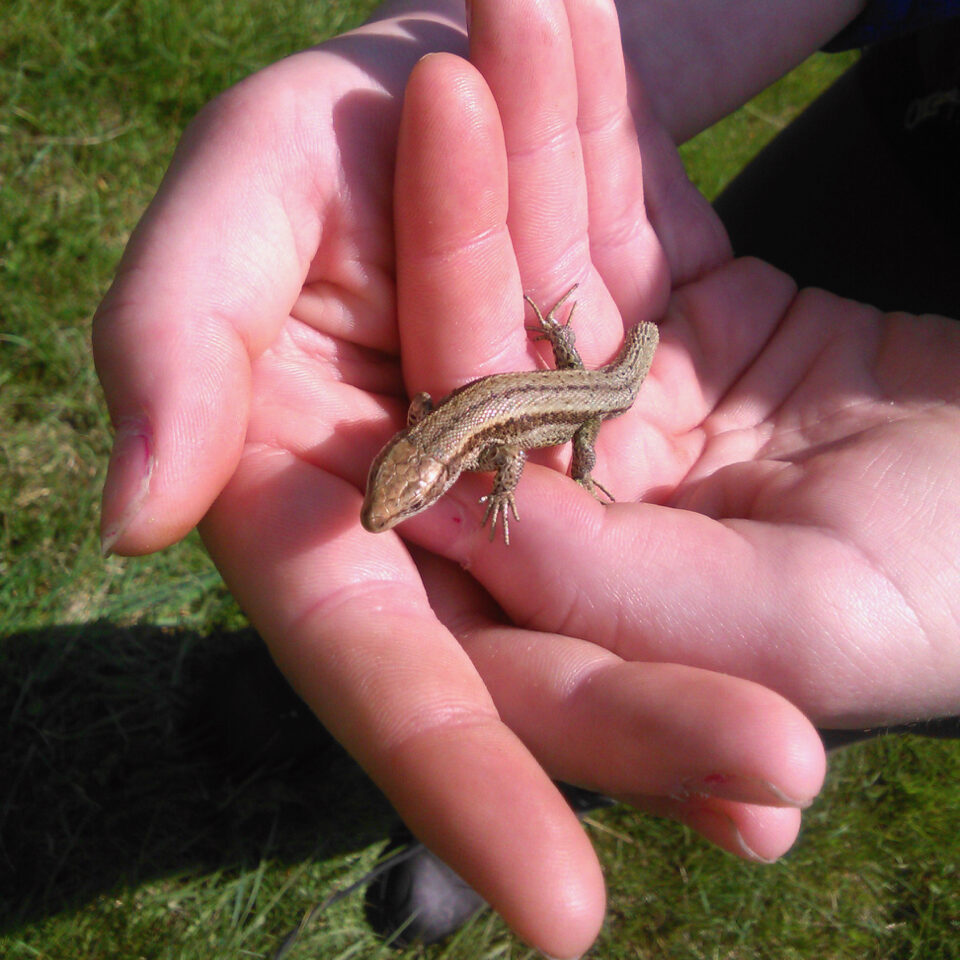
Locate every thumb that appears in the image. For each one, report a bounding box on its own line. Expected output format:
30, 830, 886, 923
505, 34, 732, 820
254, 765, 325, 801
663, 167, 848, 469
93, 96, 308, 555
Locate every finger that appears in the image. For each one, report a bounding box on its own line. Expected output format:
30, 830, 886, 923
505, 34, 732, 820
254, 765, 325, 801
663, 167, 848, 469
468, 0, 628, 362
420, 553, 825, 806
394, 53, 525, 393
627, 78, 733, 285
474, 0, 729, 289
624, 794, 804, 863
472, 633, 826, 809
417, 552, 821, 862
201, 456, 606, 958
595, 4, 732, 283
563, 0, 669, 322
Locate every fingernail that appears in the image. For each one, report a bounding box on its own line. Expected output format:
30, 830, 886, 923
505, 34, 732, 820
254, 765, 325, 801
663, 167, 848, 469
728, 820, 779, 865
674, 774, 814, 809
100, 416, 154, 556
684, 805, 780, 865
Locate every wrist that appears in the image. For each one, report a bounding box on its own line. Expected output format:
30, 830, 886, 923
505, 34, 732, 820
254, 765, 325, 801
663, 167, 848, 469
615, 0, 867, 141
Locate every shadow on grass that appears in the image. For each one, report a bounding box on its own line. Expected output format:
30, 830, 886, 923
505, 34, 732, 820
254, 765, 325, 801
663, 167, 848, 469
0, 622, 394, 932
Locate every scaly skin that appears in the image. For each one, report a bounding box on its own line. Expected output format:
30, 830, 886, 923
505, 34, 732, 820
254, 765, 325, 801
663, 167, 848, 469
360, 288, 658, 543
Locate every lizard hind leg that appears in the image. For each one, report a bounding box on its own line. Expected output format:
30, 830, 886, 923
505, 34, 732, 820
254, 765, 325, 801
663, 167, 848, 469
524, 285, 584, 370
571, 417, 616, 503
524, 283, 577, 329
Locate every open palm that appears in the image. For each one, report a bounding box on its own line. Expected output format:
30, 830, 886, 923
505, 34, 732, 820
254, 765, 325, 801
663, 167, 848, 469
390, 0, 959, 733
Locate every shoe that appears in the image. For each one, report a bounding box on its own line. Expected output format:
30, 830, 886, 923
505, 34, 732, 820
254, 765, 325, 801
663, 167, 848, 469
364, 784, 614, 947
364, 826, 485, 947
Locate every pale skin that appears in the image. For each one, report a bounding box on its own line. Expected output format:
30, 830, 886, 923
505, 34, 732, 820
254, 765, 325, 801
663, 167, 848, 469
93, 0, 960, 955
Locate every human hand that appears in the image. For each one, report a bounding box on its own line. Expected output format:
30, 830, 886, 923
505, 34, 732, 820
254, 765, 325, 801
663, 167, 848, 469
396, 0, 960, 742
92, 5, 608, 950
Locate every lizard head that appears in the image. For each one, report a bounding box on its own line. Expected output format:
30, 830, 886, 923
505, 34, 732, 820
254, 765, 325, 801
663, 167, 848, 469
360, 436, 450, 533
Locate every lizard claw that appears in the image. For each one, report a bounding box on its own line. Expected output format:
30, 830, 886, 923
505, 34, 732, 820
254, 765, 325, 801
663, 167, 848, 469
525, 286, 577, 332
577, 476, 616, 503
479, 492, 520, 545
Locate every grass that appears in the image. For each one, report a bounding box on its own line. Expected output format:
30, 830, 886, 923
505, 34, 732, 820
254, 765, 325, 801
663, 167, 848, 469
2, 1, 957, 957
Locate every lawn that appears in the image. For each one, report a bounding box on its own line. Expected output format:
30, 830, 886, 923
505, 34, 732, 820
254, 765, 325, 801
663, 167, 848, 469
2, 1, 958, 958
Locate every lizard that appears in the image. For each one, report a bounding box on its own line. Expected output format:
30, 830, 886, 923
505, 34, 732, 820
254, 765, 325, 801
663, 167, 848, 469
360, 285, 658, 544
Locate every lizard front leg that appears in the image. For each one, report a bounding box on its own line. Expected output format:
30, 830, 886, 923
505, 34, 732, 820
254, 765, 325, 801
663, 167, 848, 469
407, 392, 433, 426
474, 443, 525, 544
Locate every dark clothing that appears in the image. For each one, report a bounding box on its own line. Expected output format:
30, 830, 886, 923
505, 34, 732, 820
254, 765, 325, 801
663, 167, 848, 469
827, 0, 960, 49
716, 19, 960, 317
